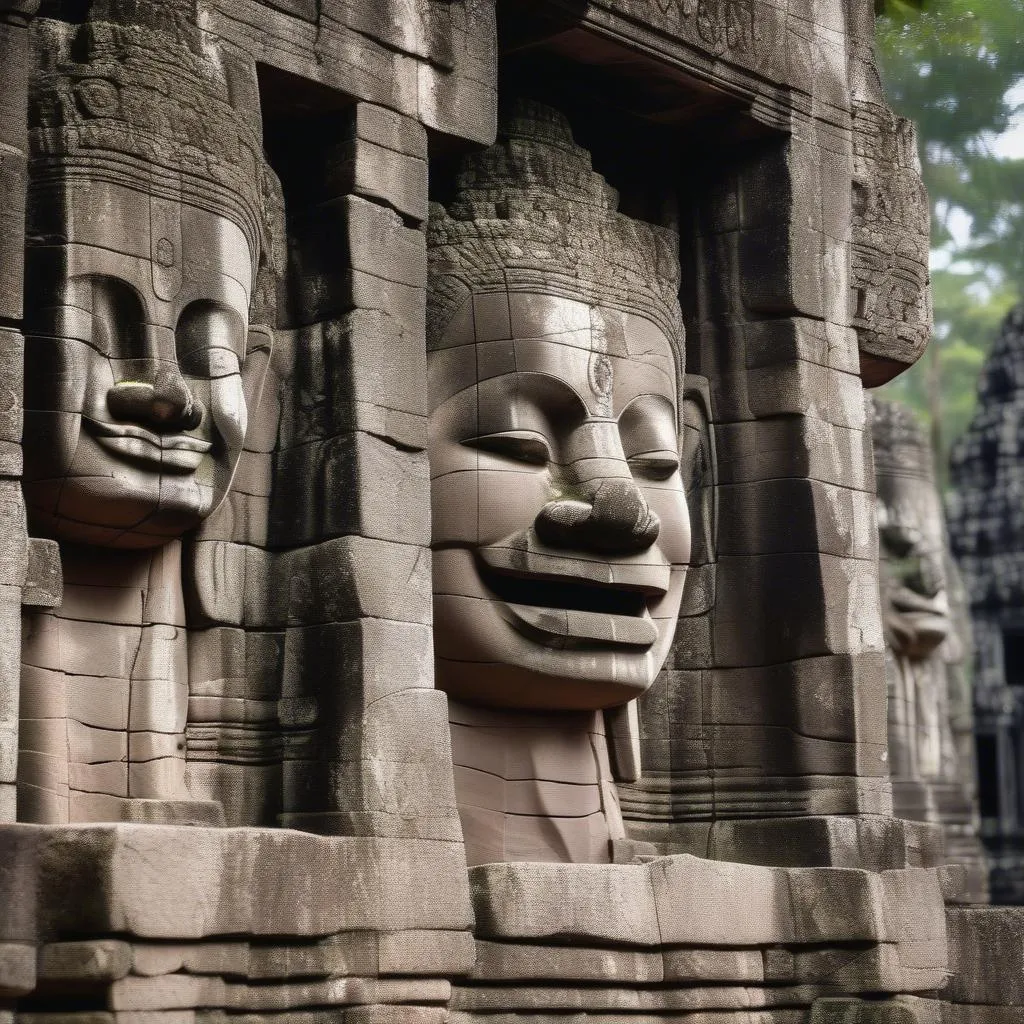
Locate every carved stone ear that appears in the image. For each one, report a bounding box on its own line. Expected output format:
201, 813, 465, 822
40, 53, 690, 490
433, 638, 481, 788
241, 322, 274, 433
680, 372, 717, 577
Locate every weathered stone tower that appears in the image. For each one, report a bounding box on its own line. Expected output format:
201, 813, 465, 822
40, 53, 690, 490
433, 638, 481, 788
0, 0, 1014, 1020
950, 305, 1024, 904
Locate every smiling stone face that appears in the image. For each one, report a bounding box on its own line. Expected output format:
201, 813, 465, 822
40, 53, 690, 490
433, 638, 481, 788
23, 178, 259, 548
429, 290, 690, 710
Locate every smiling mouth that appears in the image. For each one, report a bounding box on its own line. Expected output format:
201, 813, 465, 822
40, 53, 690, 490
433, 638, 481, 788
476, 554, 661, 650
887, 585, 951, 655
85, 418, 212, 472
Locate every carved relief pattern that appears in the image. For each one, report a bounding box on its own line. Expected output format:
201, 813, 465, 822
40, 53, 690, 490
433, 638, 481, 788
849, 17, 932, 383
600, 0, 770, 62
0, 0, 1009, 1019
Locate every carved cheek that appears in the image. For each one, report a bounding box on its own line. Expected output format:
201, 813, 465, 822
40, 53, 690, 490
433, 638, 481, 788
26, 335, 96, 418
431, 457, 551, 548
476, 465, 551, 545
206, 353, 247, 459
643, 479, 691, 566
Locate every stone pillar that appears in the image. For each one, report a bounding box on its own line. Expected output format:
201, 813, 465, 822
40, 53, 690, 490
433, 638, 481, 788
623, 132, 892, 854
0, 1, 40, 824
267, 103, 462, 852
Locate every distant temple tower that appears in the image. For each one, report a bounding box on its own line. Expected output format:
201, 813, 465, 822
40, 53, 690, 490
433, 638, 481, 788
871, 395, 987, 902
950, 304, 1024, 903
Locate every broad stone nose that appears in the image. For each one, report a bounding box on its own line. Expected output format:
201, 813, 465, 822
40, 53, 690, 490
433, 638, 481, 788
535, 478, 660, 553
107, 365, 203, 432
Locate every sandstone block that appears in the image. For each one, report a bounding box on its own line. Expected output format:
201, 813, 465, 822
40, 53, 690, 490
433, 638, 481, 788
38, 940, 131, 984
469, 862, 659, 946
946, 907, 1024, 1005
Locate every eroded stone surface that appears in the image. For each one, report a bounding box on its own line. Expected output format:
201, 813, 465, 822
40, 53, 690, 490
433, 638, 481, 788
0, 0, 1005, 1021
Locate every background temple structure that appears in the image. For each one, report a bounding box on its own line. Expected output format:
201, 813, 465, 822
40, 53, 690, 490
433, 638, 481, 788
950, 303, 1024, 905
0, 0, 1018, 1021
872, 396, 987, 903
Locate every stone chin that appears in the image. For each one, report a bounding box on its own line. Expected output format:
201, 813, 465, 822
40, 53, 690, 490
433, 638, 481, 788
22, 449, 223, 550
432, 545, 686, 711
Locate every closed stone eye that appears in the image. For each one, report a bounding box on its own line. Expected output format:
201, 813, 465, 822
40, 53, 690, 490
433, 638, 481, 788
627, 450, 679, 481
464, 431, 552, 466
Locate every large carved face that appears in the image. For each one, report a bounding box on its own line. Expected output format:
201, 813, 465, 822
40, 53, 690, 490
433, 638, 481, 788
429, 290, 690, 710
23, 178, 261, 548
876, 463, 951, 660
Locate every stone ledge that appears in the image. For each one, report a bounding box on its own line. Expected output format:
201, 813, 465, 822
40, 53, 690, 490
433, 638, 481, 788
470, 856, 945, 952
0, 823, 473, 942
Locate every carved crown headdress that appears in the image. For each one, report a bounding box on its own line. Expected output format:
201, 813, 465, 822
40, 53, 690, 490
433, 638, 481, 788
27, 0, 284, 285
869, 396, 936, 481
427, 100, 684, 353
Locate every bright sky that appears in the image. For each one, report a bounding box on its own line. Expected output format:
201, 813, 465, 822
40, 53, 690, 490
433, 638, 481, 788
990, 79, 1024, 158
932, 79, 1024, 267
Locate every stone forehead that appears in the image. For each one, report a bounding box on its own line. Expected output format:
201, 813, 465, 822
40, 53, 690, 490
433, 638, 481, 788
426, 100, 684, 360
869, 397, 935, 480
27, 9, 284, 279
58, 178, 253, 285
426, 291, 677, 416
436, 291, 674, 358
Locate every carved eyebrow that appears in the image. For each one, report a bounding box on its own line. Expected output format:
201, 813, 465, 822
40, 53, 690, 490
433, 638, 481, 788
617, 391, 678, 431
466, 370, 593, 421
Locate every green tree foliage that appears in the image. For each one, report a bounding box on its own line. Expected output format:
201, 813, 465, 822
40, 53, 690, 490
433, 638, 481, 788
873, 0, 1024, 482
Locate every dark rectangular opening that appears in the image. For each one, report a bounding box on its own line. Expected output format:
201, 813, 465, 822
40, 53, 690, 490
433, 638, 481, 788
977, 732, 1001, 820
1003, 631, 1024, 687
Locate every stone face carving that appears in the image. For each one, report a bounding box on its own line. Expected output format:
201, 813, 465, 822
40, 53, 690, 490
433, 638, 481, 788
427, 102, 690, 864
23, 176, 260, 547
17, 6, 280, 823
872, 398, 953, 818
872, 396, 987, 900
0, 0, 1013, 1019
